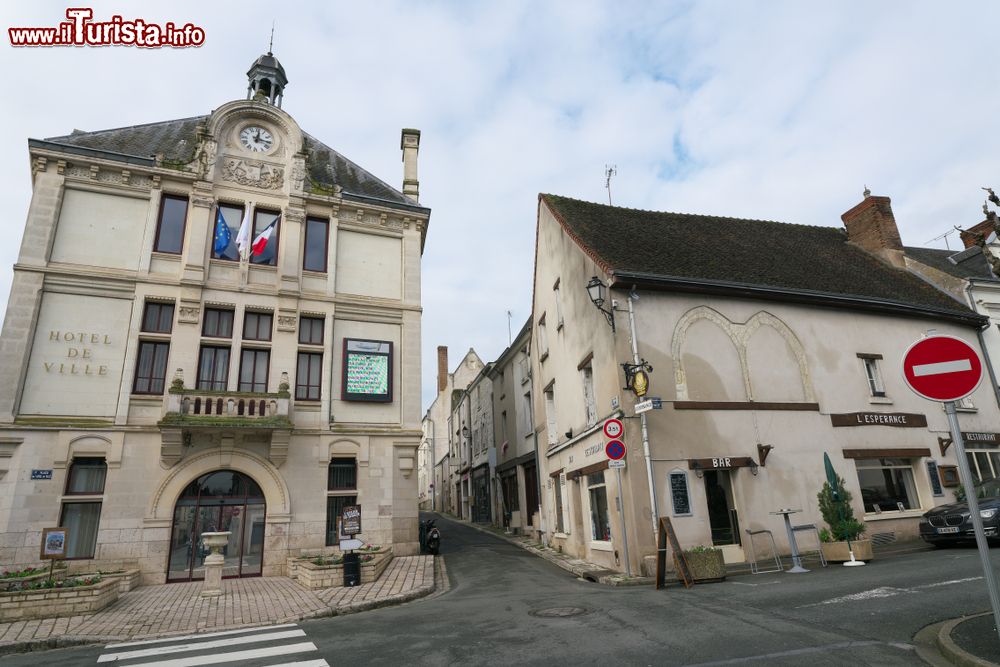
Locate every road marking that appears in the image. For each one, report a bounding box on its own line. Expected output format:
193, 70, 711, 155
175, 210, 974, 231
270, 661, 331, 667
801, 576, 984, 607
681, 640, 892, 665
912, 359, 972, 376
105, 622, 299, 648
97, 629, 306, 662
97, 641, 319, 667
915, 576, 982, 589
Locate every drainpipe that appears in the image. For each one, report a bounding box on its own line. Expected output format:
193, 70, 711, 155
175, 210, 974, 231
625, 291, 660, 539
965, 281, 1000, 408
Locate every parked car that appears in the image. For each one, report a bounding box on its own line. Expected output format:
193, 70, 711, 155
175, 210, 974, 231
920, 477, 1000, 546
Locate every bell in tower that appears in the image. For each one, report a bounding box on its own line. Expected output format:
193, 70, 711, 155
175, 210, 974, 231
246, 50, 288, 108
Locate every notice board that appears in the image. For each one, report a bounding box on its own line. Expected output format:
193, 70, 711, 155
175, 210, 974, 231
655, 516, 692, 590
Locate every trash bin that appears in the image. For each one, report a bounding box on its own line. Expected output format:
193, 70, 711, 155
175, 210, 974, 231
343, 552, 361, 587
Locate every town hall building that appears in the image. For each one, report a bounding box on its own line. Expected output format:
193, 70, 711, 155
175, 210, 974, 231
0, 52, 429, 584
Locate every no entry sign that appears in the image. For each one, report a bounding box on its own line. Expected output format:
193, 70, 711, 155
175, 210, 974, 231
902, 335, 983, 403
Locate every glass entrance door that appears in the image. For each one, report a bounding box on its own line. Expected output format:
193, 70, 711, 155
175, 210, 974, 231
167, 471, 266, 581
703, 470, 741, 546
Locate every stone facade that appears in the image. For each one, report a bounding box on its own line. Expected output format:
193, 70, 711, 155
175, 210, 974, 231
0, 54, 428, 585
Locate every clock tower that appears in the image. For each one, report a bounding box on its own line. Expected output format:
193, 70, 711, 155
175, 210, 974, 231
246, 51, 288, 108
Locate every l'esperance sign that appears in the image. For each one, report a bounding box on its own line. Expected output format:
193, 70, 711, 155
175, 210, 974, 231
830, 412, 927, 428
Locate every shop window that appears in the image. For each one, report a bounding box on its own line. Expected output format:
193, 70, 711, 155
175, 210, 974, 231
858, 354, 885, 397
197, 346, 230, 391
238, 348, 270, 392
587, 472, 611, 541
855, 458, 919, 513
303, 217, 329, 273
243, 312, 272, 341
299, 316, 324, 345
133, 341, 169, 394
141, 302, 174, 334
296, 352, 322, 401
153, 194, 188, 254
202, 308, 234, 338
966, 449, 1000, 483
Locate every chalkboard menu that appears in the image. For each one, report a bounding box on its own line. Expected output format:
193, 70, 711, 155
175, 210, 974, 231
926, 460, 944, 497
669, 470, 691, 516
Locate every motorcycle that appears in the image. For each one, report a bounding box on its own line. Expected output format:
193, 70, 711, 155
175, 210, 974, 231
422, 519, 441, 555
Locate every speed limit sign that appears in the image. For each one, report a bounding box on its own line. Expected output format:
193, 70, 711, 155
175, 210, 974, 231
603, 418, 623, 440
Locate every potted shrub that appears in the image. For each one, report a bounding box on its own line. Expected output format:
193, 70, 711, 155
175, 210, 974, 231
817, 474, 873, 562
683, 545, 726, 582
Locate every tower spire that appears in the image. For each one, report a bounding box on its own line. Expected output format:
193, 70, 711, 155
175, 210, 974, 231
268, 21, 274, 55
246, 47, 288, 108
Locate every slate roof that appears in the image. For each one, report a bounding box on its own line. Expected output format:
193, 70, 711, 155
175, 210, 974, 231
40, 115, 414, 207
540, 194, 982, 323
904, 245, 997, 281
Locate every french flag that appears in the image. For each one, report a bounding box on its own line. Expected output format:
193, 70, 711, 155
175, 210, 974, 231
251, 217, 279, 258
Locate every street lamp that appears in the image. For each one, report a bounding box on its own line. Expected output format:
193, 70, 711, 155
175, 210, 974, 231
586, 276, 615, 331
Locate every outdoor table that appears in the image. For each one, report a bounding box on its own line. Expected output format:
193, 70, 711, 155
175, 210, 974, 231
770, 508, 809, 573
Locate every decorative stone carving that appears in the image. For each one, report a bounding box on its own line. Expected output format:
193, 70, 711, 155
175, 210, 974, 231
291, 159, 305, 193
276, 315, 297, 332
66, 165, 89, 179
31, 157, 47, 175
284, 208, 305, 224
89, 165, 100, 180
56, 160, 66, 175
178, 305, 201, 324
221, 158, 284, 190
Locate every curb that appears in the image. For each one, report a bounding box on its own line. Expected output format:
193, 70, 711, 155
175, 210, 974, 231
936, 613, 999, 667
0, 561, 438, 655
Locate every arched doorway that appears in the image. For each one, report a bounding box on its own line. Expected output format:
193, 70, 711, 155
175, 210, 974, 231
166, 470, 266, 581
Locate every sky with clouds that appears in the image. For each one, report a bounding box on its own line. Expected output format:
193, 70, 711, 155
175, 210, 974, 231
1, 1, 999, 411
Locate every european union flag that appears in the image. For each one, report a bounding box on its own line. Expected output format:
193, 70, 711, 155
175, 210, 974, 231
213, 209, 232, 257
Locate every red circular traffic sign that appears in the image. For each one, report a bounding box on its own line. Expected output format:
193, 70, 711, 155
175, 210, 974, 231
902, 335, 983, 402
606, 440, 627, 461
603, 418, 624, 440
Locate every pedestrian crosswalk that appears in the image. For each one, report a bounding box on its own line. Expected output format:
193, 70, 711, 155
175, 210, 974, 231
96, 623, 329, 666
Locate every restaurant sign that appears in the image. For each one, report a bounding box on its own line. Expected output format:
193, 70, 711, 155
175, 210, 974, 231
829, 412, 927, 428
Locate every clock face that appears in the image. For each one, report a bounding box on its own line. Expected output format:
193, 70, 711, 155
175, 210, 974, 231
239, 126, 273, 152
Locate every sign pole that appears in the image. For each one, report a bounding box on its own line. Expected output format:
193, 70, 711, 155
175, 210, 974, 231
945, 400, 1000, 642
616, 465, 632, 577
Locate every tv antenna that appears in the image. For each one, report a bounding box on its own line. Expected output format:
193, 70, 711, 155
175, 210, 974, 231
925, 228, 957, 250
268, 21, 275, 54
507, 310, 513, 345
605, 165, 617, 205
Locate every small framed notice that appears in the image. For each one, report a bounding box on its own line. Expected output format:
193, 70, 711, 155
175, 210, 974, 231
40, 527, 68, 560
341, 505, 362, 536
342, 339, 393, 402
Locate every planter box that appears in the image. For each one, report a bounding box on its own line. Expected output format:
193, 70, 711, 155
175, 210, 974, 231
821, 539, 873, 562
0, 568, 67, 592
685, 550, 727, 582
295, 550, 393, 590
73, 569, 141, 594
0, 577, 118, 622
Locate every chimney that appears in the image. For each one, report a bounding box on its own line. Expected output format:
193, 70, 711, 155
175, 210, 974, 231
959, 218, 996, 249
400, 128, 421, 203
841, 189, 906, 269
437, 346, 448, 393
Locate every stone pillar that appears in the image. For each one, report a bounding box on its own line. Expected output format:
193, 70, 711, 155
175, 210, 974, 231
400, 129, 421, 203
200, 532, 230, 597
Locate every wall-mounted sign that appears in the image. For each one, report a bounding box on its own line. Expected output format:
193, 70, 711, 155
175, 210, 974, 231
938, 464, 960, 487
342, 339, 393, 402
31, 469, 53, 480
340, 505, 361, 536
963, 432, 1000, 445
688, 456, 755, 470
40, 527, 68, 560
609, 460, 626, 469
829, 412, 927, 428
669, 470, 691, 516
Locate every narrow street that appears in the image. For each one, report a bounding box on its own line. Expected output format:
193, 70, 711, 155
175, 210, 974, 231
11, 513, 1000, 666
